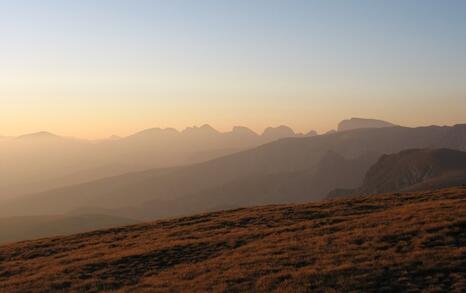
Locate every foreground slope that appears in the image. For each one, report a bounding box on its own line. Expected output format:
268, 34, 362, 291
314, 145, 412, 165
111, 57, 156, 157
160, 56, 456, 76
1, 187, 465, 292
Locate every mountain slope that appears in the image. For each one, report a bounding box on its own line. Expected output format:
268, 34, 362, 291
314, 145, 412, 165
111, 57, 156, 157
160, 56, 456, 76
328, 148, 466, 198
128, 151, 379, 220
0, 187, 465, 292
1, 124, 464, 219
360, 148, 466, 194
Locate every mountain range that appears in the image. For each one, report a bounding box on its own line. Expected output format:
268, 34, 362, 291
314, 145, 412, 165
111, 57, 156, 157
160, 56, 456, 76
1, 123, 464, 222
0, 124, 314, 199
0, 118, 395, 199
1, 120, 464, 244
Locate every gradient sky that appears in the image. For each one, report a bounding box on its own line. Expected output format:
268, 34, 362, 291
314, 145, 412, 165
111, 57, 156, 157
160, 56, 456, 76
1, 0, 466, 138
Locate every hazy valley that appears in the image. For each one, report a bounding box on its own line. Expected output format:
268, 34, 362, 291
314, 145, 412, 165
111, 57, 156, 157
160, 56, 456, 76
1, 119, 465, 246
0, 125, 314, 199
2, 2, 466, 291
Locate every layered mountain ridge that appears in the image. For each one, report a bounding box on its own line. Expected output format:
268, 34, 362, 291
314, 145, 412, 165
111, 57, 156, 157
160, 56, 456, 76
0, 124, 312, 199
1, 124, 465, 221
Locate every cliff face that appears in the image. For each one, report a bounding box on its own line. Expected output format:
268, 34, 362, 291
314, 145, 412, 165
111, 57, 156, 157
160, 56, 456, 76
359, 148, 466, 194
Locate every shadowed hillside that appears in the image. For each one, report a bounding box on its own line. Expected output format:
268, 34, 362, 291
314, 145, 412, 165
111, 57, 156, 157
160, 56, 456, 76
328, 148, 466, 198
0, 187, 465, 292
360, 148, 466, 194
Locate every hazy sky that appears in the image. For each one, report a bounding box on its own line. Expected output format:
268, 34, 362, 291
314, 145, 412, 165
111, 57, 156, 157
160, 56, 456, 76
1, 0, 466, 138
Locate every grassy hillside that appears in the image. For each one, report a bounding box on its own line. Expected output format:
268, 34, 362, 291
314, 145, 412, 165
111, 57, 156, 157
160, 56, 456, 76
1, 187, 465, 292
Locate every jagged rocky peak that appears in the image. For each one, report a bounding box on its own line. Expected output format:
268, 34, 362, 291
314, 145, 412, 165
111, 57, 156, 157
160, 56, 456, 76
262, 125, 295, 139
182, 124, 220, 136
129, 127, 179, 139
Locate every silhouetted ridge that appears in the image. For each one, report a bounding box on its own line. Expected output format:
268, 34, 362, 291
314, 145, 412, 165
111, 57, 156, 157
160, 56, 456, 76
231, 126, 258, 136
262, 125, 295, 140
183, 124, 219, 135
305, 130, 318, 137
2, 124, 465, 220
3, 122, 324, 200
16, 131, 60, 140
338, 117, 395, 132
128, 127, 179, 139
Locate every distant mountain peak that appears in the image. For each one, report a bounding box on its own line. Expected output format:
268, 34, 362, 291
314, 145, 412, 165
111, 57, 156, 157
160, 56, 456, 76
305, 130, 318, 137
262, 125, 295, 138
183, 124, 219, 134
231, 126, 258, 136
201, 124, 214, 129
337, 118, 395, 132
129, 127, 179, 138
16, 131, 60, 140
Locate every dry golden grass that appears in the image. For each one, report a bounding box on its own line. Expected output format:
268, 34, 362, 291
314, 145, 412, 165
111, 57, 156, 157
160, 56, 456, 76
0, 187, 465, 292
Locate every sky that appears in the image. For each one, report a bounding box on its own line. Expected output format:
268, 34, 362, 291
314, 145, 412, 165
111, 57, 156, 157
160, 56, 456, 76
1, 0, 466, 138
